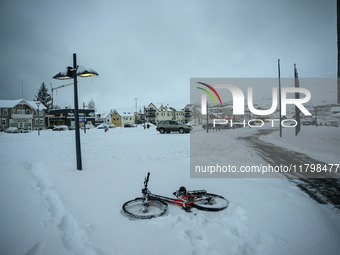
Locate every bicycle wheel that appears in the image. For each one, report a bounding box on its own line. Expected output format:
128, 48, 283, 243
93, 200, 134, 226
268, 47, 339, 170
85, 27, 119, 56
122, 198, 168, 219
191, 193, 229, 211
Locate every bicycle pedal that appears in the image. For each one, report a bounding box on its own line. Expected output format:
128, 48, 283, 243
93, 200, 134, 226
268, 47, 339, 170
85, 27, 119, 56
183, 207, 192, 212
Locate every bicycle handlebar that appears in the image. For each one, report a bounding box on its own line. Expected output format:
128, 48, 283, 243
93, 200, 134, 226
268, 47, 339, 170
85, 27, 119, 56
144, 172, 150, 189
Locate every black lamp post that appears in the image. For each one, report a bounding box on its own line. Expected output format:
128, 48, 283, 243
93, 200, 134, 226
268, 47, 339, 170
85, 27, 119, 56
53, 53, 98, 170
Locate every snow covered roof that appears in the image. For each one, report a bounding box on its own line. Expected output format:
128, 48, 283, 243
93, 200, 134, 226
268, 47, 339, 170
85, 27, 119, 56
120, 112, 133, 117
26, 100, 47, 110
0, 99, 47, 110
0, 99, 23, 108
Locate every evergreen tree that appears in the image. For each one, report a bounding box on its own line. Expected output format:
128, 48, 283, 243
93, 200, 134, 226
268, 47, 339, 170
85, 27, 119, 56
34, 82, 52, 111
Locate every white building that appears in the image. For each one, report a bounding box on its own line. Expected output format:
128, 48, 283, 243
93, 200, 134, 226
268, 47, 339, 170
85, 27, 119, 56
145, 103, 192, 124
120, 112, 134, 126
0, 99, 47, 131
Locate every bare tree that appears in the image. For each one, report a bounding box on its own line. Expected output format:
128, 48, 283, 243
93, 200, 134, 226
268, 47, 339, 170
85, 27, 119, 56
88, 99, 96, 110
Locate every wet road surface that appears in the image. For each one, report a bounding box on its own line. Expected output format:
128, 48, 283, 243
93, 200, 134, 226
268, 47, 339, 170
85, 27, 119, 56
238, 129, 340, 210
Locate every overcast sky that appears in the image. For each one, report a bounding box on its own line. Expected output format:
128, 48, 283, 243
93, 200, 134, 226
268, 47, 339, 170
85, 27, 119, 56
0, 0, 337, 112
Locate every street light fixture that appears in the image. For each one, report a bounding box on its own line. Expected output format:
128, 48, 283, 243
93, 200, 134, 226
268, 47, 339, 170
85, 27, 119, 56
53, 53, 98, 170
35, 101, 41, 136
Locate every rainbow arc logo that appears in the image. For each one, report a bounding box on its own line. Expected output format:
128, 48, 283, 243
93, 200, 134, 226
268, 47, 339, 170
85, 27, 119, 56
196, 82, 223, 107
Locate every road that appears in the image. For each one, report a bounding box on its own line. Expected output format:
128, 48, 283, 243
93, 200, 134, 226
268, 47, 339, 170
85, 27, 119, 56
238, 129, 340, 210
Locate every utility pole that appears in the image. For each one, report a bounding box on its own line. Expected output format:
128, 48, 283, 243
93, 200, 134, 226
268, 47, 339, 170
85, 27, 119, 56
315, 108, 318, 127
278, 59, 282, 138
337, 0, 340, 104
294, 64, 301, 136
50, 83, 53, 109
135, 98, 138, 127
206, 101, 209, 133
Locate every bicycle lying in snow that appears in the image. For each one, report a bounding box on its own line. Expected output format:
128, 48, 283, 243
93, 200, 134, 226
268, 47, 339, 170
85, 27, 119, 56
122, 172, 229, 219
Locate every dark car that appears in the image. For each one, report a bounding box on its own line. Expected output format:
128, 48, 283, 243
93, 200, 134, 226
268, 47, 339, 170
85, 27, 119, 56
156, 120, 192, 134
124, 124, 135, 128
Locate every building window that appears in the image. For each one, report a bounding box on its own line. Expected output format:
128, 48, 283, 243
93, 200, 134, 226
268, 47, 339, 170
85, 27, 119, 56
1, 119, 6, 126
35, 119, 44, 125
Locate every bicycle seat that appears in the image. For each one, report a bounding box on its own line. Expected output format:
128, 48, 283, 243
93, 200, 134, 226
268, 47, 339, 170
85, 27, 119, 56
173, 186, 187, 197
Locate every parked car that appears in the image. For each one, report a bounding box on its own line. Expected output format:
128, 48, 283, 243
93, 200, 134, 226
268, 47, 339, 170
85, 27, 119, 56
53, 125, 69, 131
5, 127, 19, 133
81, 124, 95, 129
124, 124, 135, 128
301, 118, 313, 126
86, 124, 96, 129
96, 123, 108, 129
156, 120, 192, 134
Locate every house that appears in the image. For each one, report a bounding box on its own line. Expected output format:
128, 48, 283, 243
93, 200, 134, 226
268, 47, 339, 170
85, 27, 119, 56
135, 110, 145, 124
95, 112, 106, 125
121, 112, 134, 126
145, 103, 158, 124
110, 110, 135, 127
144, 103, 174, 124
0, 99, 47, 131
183, 105, 192, 123
48, 109, 95, 128
103, 111, 113, 125
144, 103, 193, 124
330, 106, 340, 121
111, 110, 122, 127
330, 106, 340, 115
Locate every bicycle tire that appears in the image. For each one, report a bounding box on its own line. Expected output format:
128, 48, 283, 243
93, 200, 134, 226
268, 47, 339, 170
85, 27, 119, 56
122, 198, 168, 219
191, 193, 229, 211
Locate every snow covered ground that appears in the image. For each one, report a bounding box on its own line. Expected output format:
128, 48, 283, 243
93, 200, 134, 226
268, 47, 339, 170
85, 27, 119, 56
260, 125, 340, 164
0, 125, 339, 255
